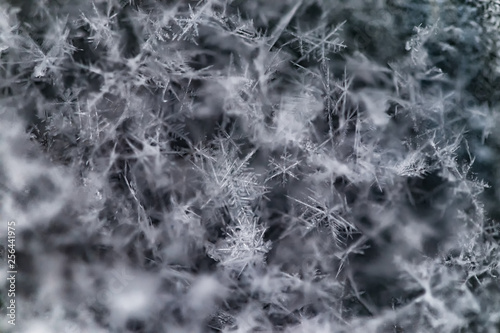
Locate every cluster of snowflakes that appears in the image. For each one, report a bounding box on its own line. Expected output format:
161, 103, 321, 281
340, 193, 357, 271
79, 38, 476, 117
0, 0, 499, 332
